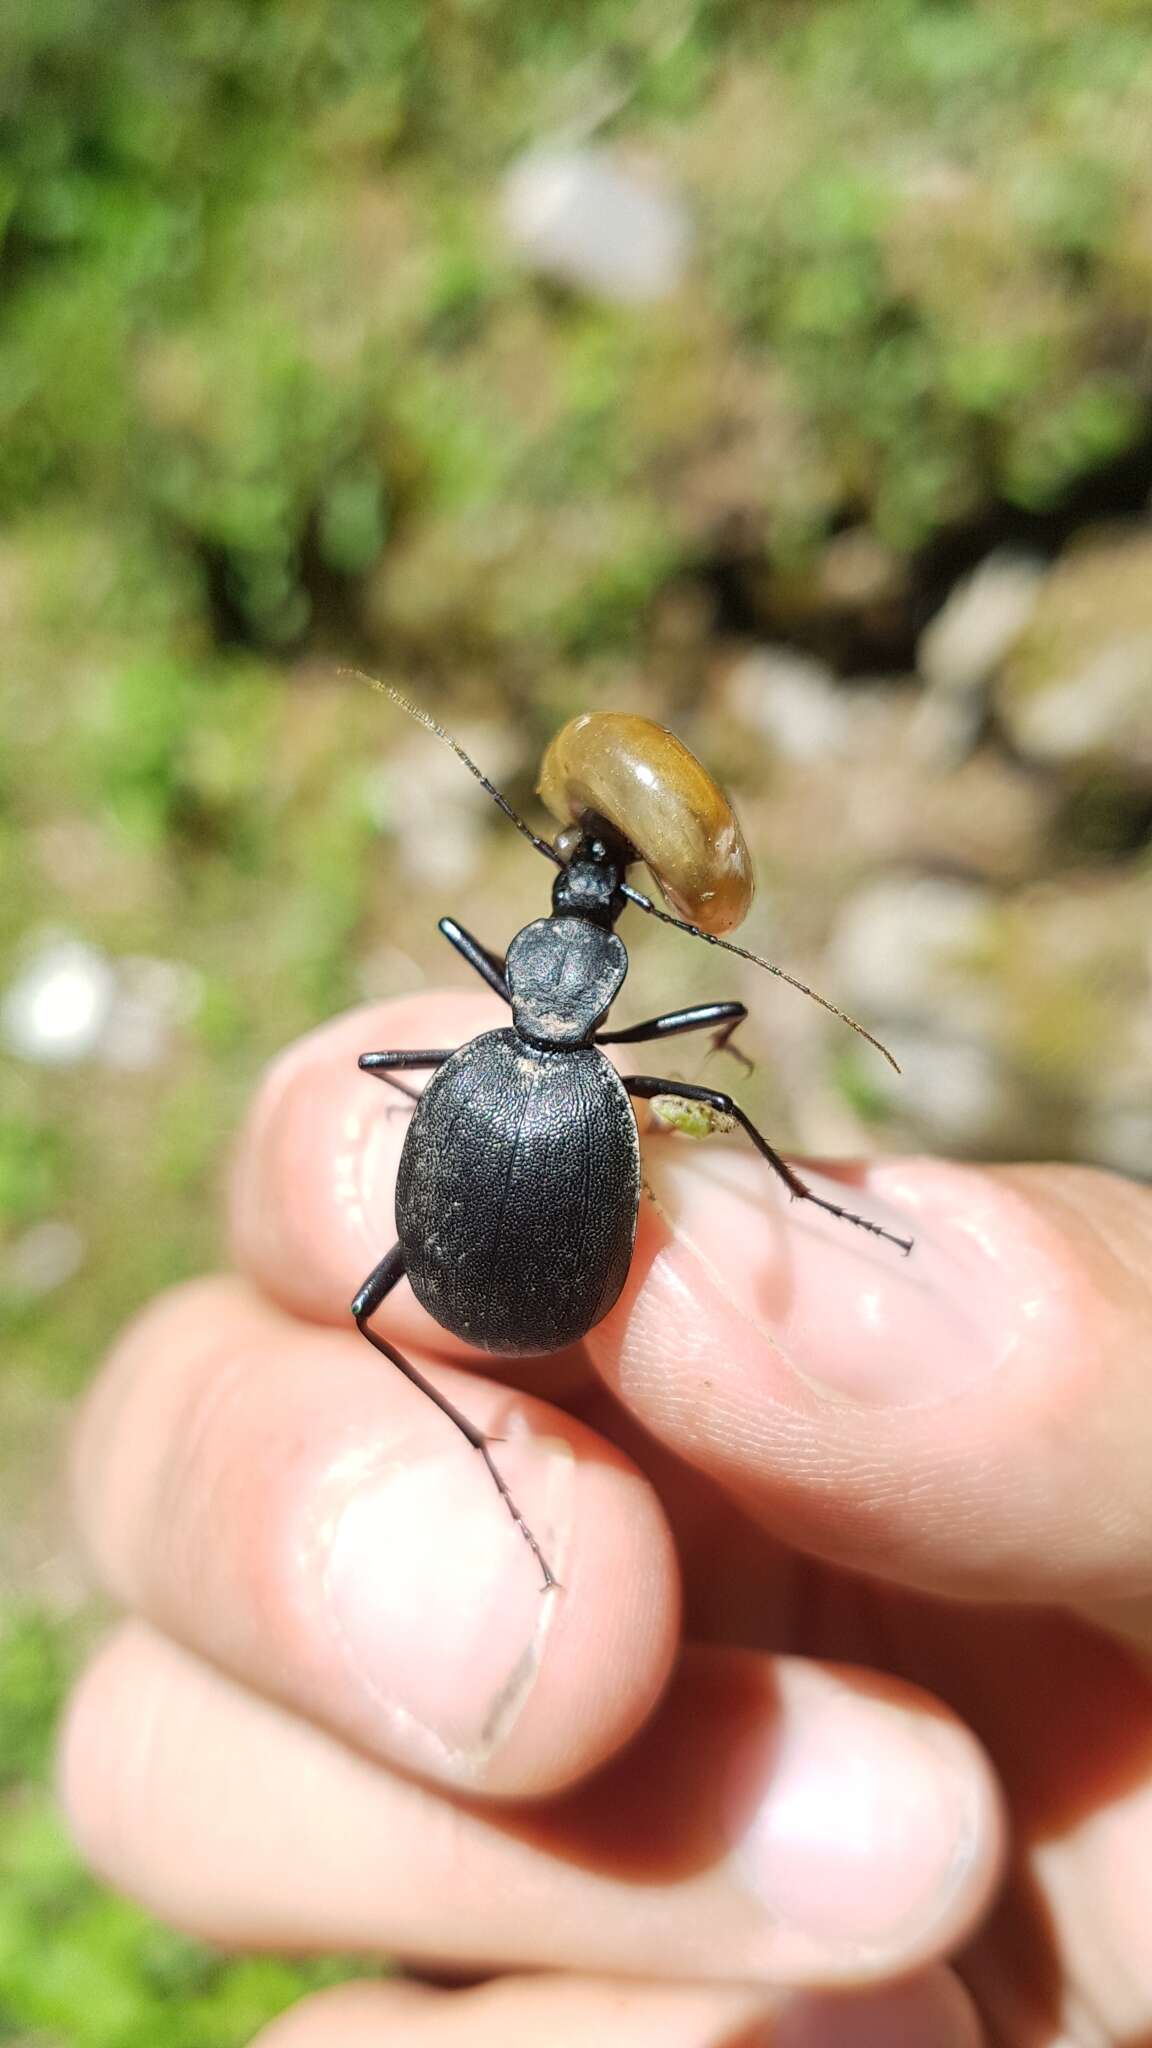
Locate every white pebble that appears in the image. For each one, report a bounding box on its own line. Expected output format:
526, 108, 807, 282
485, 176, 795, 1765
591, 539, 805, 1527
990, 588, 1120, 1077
1007, 637, 1152, 767
1, 937, 117, 1064
501, 145, 689, 304
918, 551, 1045, 696
1, 935, 200, 1069
5, 1219, 86, 1298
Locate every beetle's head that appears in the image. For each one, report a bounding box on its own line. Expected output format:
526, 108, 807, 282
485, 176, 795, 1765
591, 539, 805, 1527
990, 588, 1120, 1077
549, 825, 628, 928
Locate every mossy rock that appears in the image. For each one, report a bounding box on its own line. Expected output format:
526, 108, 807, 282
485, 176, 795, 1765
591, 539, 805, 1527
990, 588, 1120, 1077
828, 863, 1152, 1167
996, 530, 1152, 784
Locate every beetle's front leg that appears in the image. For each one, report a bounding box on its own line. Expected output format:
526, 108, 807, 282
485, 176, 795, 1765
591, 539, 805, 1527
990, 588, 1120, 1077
624, 1074, 913, 1254
438, 917, 510, 1002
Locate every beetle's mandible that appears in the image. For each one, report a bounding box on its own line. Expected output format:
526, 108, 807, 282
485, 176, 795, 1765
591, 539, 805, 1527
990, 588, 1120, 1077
347, 690, 913, 1587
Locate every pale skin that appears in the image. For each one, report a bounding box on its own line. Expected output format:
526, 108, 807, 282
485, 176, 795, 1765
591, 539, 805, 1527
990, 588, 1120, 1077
60, 990, 1152, 2046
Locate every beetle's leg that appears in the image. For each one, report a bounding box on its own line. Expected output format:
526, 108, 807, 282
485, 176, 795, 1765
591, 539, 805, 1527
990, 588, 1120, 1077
597, 1000, 745, 1045
358, 1049, 454, 1106
377, 1075, 422, 1106
438, 917, 510, 1002
597, 1000, 752, 1070
351, 1244, 557, 1590
624, 1074, 913, 1254
706, 1009, 754, 1070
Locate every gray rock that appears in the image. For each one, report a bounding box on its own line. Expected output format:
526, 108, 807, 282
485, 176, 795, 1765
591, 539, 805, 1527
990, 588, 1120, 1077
828, 864, 1152, 1166
826, 876, 1024, 1151
824, 876, 1033, 1155
913, 550, 1045, 761
724, 645, 849, 763
501, 146, 689, 304
826, 875, 1003, 1040
918, 551, 1045, 696
886, 1032, 1018, 1153
996, 529, 1152, 782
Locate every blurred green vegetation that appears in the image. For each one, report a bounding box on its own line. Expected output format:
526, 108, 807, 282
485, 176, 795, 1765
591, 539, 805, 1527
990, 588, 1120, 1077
4, 0, 1152, 2038
5, 0, 1152, 655
0, 1607, 362, 2044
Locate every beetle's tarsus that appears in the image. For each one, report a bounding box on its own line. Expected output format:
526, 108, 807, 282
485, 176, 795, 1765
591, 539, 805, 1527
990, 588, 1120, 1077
767, 1175, 914, 1254
806, 1195, 914, 1255
476, 1438, 557, 1590
709, 1015, 754, 1075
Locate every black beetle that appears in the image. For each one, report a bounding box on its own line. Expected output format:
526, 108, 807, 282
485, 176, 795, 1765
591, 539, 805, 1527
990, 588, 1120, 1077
349, 692, 911, 1586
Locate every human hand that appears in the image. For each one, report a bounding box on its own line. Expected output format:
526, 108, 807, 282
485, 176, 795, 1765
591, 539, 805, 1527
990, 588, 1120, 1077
61, 993, 1152, 2045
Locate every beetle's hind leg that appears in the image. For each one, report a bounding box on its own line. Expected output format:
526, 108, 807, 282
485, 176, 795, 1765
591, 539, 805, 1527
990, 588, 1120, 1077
351, 1245, 557, 1590
624, 1074, 913, 1255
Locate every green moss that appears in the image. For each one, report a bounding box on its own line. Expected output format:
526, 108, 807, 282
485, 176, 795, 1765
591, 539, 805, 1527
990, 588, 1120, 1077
1003, 380, 1147, 506
0, 1609, 70, 1789
0, 1116, 66, 1232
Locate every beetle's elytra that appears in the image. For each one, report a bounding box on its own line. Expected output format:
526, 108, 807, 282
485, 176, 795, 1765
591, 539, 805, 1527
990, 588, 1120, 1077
347, 687, 912, 1587
398, 1029, 639, 1354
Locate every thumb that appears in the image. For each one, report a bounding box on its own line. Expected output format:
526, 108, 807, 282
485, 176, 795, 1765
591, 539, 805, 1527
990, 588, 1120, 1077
589, 1146, 1152, 1632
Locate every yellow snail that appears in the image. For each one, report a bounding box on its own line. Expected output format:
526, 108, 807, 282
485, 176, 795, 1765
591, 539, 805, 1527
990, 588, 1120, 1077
537, 711, 754, 936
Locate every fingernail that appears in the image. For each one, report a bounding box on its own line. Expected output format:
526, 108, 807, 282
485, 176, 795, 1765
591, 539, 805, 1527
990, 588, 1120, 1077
726, 1682, 984, 1956
774, 1972, 981, 2047
320, 1426, 573, 1778
644, 1146, 1032, 1406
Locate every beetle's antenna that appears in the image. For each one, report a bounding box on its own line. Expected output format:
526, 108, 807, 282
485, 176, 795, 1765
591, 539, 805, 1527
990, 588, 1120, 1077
619, 880, 901, 1073
346, 671, 563, 868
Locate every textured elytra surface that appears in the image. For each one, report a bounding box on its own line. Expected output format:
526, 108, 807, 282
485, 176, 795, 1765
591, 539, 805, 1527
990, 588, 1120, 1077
396, 1028, 640, 1354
